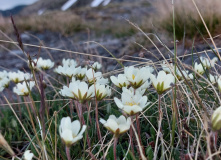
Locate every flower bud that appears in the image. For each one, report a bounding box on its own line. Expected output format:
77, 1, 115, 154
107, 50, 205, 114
23, 150, 34, 160
211, 106, 221, 131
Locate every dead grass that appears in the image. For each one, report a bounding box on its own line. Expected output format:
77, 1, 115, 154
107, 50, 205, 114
152, 0, 221, 40
0, 0, 220, 43
0, 11, 88, 36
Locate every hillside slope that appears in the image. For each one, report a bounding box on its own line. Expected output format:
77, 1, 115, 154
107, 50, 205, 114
20, 0, 143, 15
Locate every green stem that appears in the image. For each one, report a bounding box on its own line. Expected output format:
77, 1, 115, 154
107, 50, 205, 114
171, 0, 177, 155
153, 94, 162, 160
83, 102, 91, 160
171, 104, 176, 148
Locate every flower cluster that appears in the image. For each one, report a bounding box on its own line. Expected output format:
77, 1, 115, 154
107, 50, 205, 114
58, 60, 110, 103
194, 56, 218, 75
0, 57, 55, 95
33, 57, 54, 70
111, 66, 153, 89
54, 59, 79, 78
0, 71, 10, 92
0, 70, 33, 92
2, 54, 221, 160
8, 71, 32, 83
55, 59, 107, 85
161, 61, 193, 80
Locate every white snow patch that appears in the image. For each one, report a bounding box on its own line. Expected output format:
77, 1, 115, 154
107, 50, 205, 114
38, 9, 45, 15
103, 0, 111, 6
61, 0, 78, 11
91, 0, 104, 7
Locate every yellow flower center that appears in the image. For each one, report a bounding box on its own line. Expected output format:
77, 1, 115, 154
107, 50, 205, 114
132, 74, 135, 80
125, 101, 137, 106
21, 88, 25, 93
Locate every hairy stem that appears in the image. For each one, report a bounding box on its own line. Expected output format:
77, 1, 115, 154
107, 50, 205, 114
67, 77, 73, 118
153, 94, 162, 160
114, 137, 118, 160
65, 146, 71, 160
95, 101, 102, 141
130, 120, 135, 155
136, 114, 145, 157
77, 102, 91, 149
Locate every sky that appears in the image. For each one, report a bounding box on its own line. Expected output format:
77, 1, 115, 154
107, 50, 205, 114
0, 0, 38, 11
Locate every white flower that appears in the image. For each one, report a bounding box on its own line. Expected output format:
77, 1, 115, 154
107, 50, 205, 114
218, 76, 221, 91
75, 67, 87, 80
54, 65, 79, 78
186, 73, 194, 80
145, 66, 154, 73
161, 61, 174, 73
23, 150, 34, 160
139, 80, 151, 92
114, 89, 149, 115
8, 71, 32, 83
92, 62, 102, 71
122, 87, 145, 96
124, 66, 152, 89
194, 62, 205, 75
211, 106, 221, 131
176, 70, 193, 80
96, 77, 109, 85
0, 70, 8, 80
150, 71, 175, 94
211, 57, 218, 67
0, 86, 4, 92
209, 74, 217, 83
86, 68, 103, 84
59, 81, 94, 103
110, 74, 129, 88
33, 57, 54, 70
13, 81, 35, 96
59, 117, 86, 147
94, 84, 111, 101
0, 77, 10, 88
200, 56, 218, 69
62, 59, 78, 67
100, 115, 131, 136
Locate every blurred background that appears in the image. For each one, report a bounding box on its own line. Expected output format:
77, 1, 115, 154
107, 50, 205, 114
0, 0, 221, 71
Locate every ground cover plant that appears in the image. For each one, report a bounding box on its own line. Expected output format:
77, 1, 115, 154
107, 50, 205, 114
1, 0, 221, 160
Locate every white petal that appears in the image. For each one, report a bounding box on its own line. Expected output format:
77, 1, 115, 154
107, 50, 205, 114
61, 129, 73, 142
99, 118, 106, 124
114, 97, 124, 109
71, 120, 81, 136
109, 115, 117, 121
78, 125, 87, 137
123, 105, 142, 115
117, 115, 127, 125
105, 119, 119, 133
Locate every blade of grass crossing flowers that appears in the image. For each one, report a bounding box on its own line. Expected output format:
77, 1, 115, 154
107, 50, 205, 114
4, 96, 40, 155
191, 0, 221, 60
171, 0, 177, 154
86, 41, 124, 68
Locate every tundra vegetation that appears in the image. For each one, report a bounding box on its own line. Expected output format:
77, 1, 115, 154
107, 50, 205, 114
1, 0, 221, 160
